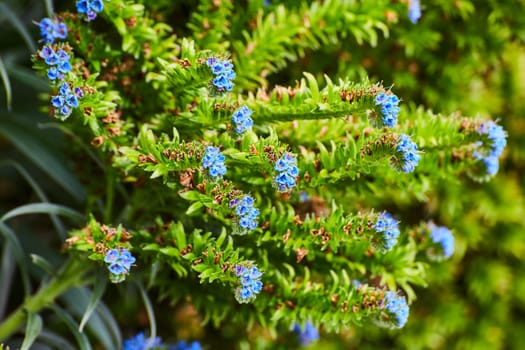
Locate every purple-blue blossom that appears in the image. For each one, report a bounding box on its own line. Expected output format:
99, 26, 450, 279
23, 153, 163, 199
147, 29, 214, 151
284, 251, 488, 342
123, 332, 163, 350
381, 291, 409, 328
473, 120, 507, 176
36, 17, 68, 44
231, 195, 259, 234
293, 321, 319, 346
429, 224, 454, 259
231, 105, 254, 134
234, 265, 263, 303
206, 57, 235, 92
104, 248, 136, 277
76, 0, 105, 21
38, 44, 72, 81
373, 212, 400, 251
374, 92, 400, 128
50, 82, 83, 119
395, 134, 420, 173
202, 146, 227, 178
408, 0, 421, 24
171, 340, 203, 350
274, 153, 299, 192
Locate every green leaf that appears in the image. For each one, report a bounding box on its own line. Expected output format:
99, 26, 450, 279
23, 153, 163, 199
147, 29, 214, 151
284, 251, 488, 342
0, 203, 85, 223
51, 306, 92, 350
186, 201, 204, 215
20, 312, 43, 350
137, 281, 157, 340
0, 243, 15, 320
30, 254, 57, 277
0, 113, 86, 202
0, 3, 36, 52
0, 223, 31, 296
79, 273, 107, 332
0, 57, 11, 111
0, 160, 67, 239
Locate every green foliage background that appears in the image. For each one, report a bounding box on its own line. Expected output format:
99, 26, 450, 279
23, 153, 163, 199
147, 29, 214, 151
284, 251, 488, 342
1, 0, 524, 349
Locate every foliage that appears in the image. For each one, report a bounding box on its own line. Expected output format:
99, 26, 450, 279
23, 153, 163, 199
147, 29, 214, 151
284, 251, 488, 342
0, 0, 523, 349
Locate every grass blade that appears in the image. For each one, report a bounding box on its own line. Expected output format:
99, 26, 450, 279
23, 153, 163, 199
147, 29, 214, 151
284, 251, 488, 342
43, 0, 54, 17
51, 306, 92, 350
0, 222, 32, 296
0, 57, 12, 111
61, 288, 118, 350
137, 281, 157, 340
0, 3, 37, 52
0, 243, 15, 320
39, 329, 76, 350
0, 203, 85, 223
30, 254, 57, 278
0, 160, 67, 239
79, 272, 107, 332
20, 312, 43, 350
0, 112, 86, 203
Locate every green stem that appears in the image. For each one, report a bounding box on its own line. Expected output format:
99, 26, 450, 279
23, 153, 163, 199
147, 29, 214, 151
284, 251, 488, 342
0, 258, 87, 341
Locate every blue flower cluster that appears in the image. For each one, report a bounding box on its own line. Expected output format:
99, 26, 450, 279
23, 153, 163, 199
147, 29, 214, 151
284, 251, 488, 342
231, 105, 254, 134
382, 291, 409, 328
39, 45, 73, 81
51, 82, 83, 119
171, 341, 203, 350
274, 153, 299, 192
104, 248, 136, 276
395, 134, 421, 173
230, 195, 260, 233
373, 212, 400, 251
428, 224, 454, 260
474, 120, 507, 176
202, 146, 226, 178
123, 332, 163, 350
293, 321, 319, 347
234, 265, 263, 303
374, 92, 400, 128
76, 0, 105, 21
37, 18, 67, 44
408, 0, 422, 24
206, 57, 235, 92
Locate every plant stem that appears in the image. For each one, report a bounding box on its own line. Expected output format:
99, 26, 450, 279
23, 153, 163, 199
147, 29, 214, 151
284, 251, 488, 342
0, 258, 87, 341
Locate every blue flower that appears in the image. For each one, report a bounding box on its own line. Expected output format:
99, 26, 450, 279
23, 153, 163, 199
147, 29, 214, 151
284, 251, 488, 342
37, 17, 68, 43
38, 45, 72, 80
234, 265, 263, 303
206, 57, 235, 92
202, 146, 227, 178
104, 248, 135, 276
408, 0, 421, 24
373, 212, 400, 251
381, 291, 410, 328
473, 120, 507, 176
231, 105, 254, 134
293, 321, 319, 347
231, 195, 259, 234
76, 0, 106, 21
428, 224, 454, 259
274, 153, 299, 192
395, 134, 420, 173
50, 83, 83, 119
373, 92, 400, 128
477, 120, 507, 157
123, 332, 163, 350
482, 156, 499, 176
171, 340, 203, 350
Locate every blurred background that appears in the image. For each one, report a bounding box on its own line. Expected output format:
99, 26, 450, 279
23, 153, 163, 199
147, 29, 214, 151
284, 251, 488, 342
1, 0, 524, 349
